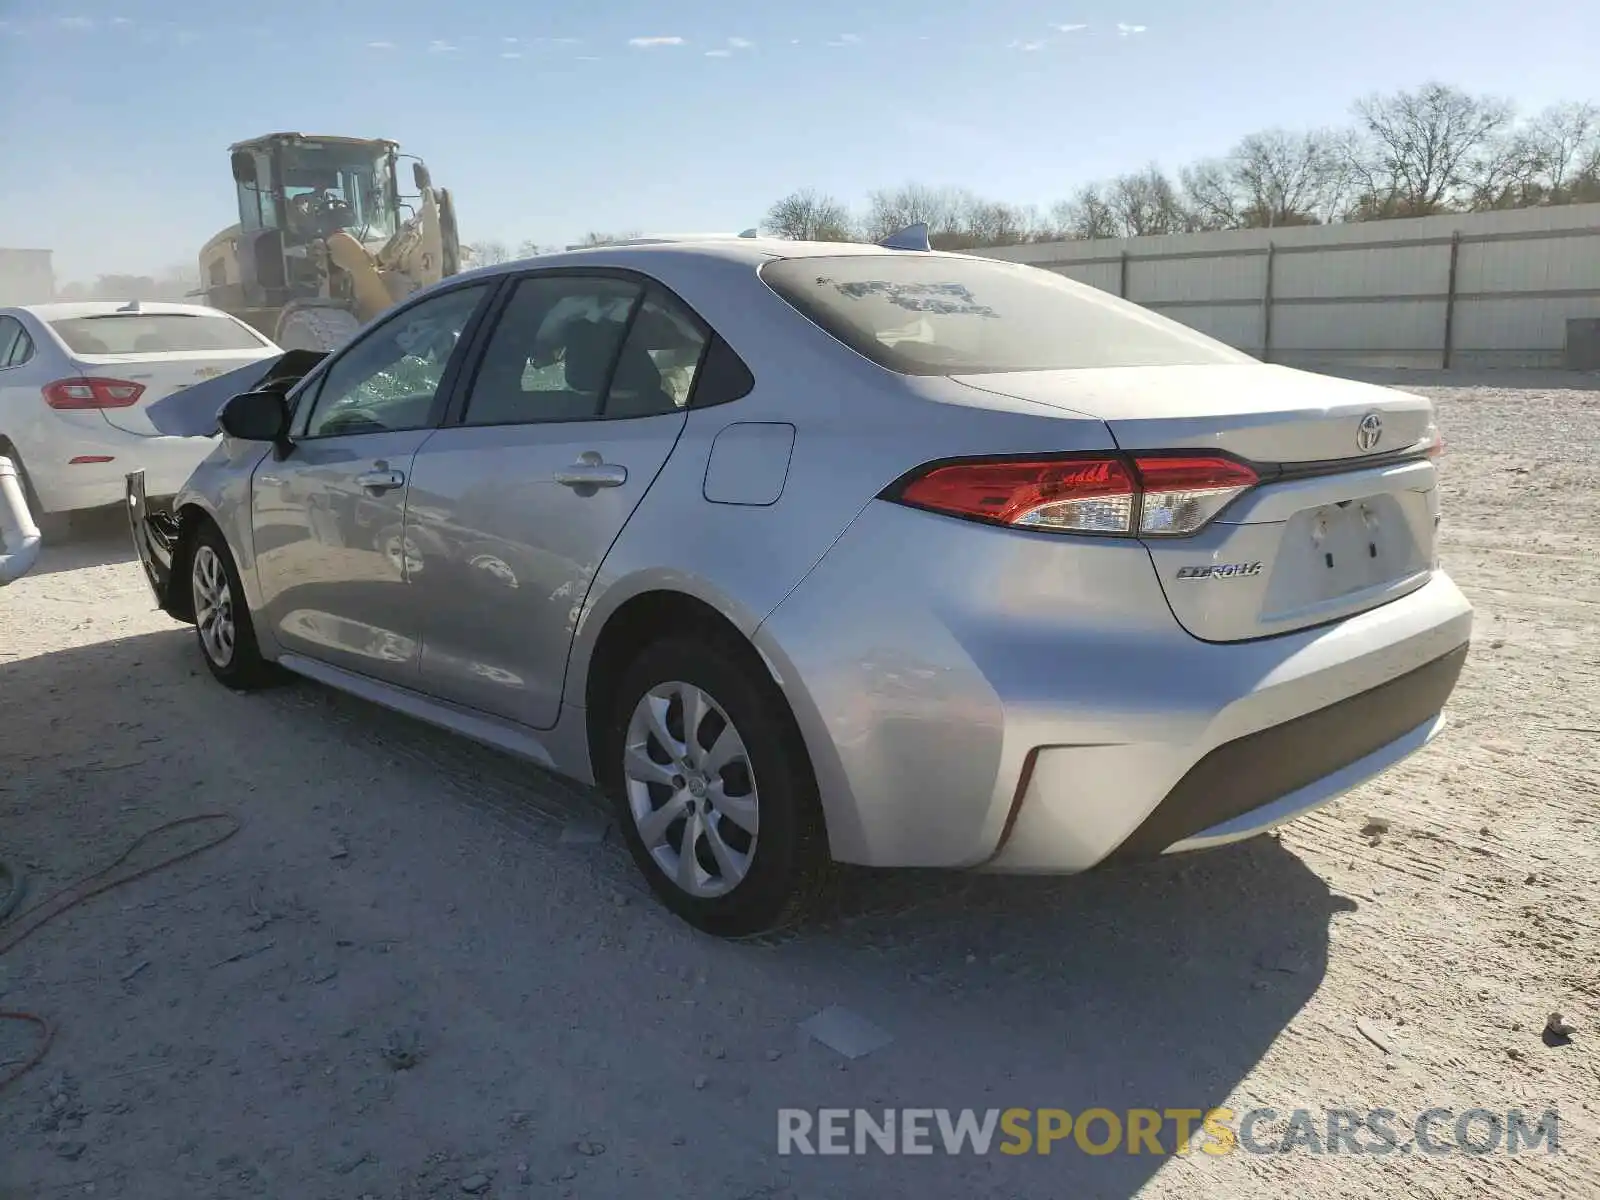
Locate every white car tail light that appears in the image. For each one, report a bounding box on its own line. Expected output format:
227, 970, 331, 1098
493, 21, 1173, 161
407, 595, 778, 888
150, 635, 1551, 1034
43, 377, 146, 410
885, 453, 1260, 538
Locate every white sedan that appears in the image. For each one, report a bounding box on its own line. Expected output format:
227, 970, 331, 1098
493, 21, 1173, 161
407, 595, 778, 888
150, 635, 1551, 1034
0, 301, 281, 519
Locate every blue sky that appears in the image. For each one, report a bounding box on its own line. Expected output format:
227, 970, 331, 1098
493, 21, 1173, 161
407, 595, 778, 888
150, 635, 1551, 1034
1, 0, 1595, 281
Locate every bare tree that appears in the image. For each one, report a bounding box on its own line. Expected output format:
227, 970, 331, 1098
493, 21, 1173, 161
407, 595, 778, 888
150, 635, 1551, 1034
763, 189, 856, 241
515, 239, 545, 259
1522, 101, 1600, 202
1107, 165, 1195, 236
1052, 186, 1119, 240
464, 240, 512, 266
1184, 129, 1346, 228
862, 183, 968, 242
952, 197, 1040, 248
1346, 83, 1515, 218
571, 231, 642, 248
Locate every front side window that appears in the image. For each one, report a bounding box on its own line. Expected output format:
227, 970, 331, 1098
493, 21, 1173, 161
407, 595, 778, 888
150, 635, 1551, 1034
759, 254, 1253, 376
462, 276, 641, 426
303, 285, 488, 437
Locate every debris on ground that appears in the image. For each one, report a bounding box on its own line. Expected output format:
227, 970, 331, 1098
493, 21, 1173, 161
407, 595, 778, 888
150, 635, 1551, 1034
380, 1028, 425, 1072
799, 1005, 894, 1060
1544, 1012, 1576, 1044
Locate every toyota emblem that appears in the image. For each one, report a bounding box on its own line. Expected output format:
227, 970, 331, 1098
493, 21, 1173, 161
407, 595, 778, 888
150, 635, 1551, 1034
1356, 412, 1383, 452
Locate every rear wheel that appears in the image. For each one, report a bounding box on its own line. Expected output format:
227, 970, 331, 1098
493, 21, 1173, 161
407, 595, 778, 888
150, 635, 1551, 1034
601, 635, 830, 937
189, 521, 282, 690
274, 304, 361, 352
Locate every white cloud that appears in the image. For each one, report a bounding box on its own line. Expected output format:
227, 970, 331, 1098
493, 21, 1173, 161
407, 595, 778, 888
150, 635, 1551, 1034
174, 30, 200, 44
428, 39, 459, 53
111, 16, 135, 27
628, 35, 685, 48
58, 16, 95, 31
727, 36, 753, 49
501, 51, 522, 58
367, 40, 395, 50
838, 33, 861, 43
1117, 22, 1148, 35
1054, 23, 1088, 33
704, 49, 731, 57
1009, 39, 1045, 51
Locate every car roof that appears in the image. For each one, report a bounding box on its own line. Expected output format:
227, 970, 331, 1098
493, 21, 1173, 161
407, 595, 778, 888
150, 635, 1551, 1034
458, 237, 978, 281
10, 301, 240, 321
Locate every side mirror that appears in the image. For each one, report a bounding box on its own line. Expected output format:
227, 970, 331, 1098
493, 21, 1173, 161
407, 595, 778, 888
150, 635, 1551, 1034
230, 150, 257, 185
218, 388, 289, 442
412, 161, 433, 192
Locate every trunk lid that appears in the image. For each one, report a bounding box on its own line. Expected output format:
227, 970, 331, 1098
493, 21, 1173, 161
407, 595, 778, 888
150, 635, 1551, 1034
950, 363, 1440, 642
950, 363, 1433, 463
46, 309, 279, 438
71, 350, 279, 437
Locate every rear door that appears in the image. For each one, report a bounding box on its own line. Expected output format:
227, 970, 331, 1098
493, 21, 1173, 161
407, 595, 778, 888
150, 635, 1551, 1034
41, 309, 279, 438
405, 271, 703, 728
250, 282, 493, 682
952, 363, 1441, 641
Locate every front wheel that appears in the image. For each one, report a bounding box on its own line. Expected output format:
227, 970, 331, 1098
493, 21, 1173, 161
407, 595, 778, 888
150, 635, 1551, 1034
189, 522, 282, 691
602, 635, 831, 937
274, 304, 362, 352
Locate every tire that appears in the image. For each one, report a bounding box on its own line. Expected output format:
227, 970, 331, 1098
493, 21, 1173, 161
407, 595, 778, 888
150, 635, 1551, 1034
601, 634, 831, 937
188, 520, 282, 691
274, 305, 362, 352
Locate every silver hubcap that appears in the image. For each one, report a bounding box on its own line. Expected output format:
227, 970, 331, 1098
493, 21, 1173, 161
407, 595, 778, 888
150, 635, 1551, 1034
192, 545, 236, 668
623, 681, 759, 899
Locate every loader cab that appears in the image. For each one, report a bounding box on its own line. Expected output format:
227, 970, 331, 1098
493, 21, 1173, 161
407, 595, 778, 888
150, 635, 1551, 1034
228, 134, 404, 308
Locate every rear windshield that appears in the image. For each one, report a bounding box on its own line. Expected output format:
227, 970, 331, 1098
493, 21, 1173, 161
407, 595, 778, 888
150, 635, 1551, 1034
49, 313, 267, 355
759, 254, 1251, 376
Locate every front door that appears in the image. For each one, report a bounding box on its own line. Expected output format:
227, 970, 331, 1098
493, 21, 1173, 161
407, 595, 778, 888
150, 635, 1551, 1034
404, 274, 707, 727
250, 284, 492, 682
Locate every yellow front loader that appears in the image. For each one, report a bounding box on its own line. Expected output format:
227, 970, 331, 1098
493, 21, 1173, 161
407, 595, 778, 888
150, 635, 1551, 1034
197, 133, 461, 351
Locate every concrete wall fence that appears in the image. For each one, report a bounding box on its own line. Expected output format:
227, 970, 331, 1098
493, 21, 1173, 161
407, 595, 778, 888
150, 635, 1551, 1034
981, 202, 1600, 370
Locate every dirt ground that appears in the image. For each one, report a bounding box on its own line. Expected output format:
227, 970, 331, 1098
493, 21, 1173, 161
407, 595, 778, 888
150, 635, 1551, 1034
1, 369, 1596, 1199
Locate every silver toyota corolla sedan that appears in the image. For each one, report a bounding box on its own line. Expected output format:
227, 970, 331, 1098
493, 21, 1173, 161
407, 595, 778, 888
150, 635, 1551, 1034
127, 233, 1472, 935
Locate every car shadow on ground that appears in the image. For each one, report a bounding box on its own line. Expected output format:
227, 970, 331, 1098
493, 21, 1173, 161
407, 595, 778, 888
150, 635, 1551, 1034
2, 629, 1350, 1197
20, 507, 137, 577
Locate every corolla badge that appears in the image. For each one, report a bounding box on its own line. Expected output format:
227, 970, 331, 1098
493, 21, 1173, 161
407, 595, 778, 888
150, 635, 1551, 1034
1176, 562, 1263, 580
1356, 411, 1383, 452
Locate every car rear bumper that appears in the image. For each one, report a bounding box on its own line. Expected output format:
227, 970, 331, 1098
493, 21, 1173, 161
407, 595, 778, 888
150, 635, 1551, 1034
755, 499, 1473, 872
32, 429, 215, 513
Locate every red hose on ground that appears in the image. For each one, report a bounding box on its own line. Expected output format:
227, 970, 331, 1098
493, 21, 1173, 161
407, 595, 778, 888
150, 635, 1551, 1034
0, 813, 242, 1094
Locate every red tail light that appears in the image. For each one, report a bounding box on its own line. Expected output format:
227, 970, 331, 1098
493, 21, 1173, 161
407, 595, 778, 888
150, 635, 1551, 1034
43, 377, 145, 410
887, 453, 1259, 537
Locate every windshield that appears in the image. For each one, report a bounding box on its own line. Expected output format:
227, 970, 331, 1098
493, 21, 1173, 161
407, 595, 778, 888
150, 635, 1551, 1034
760, 255, 1253, 375
278, 143, 397, 242
49, 313, 268, 354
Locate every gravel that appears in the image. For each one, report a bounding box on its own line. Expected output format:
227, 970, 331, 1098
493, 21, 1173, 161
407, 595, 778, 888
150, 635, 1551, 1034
1, 369, 1596, 1198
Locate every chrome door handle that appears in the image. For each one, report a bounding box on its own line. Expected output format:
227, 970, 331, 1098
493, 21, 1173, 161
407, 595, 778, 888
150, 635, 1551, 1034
554, 453, 627, 489
355, 469, 406, 494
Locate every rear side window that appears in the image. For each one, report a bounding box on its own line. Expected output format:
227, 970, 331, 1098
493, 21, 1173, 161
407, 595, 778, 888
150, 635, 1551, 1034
48, 313, 267, 355
759, 255, 1251, 376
